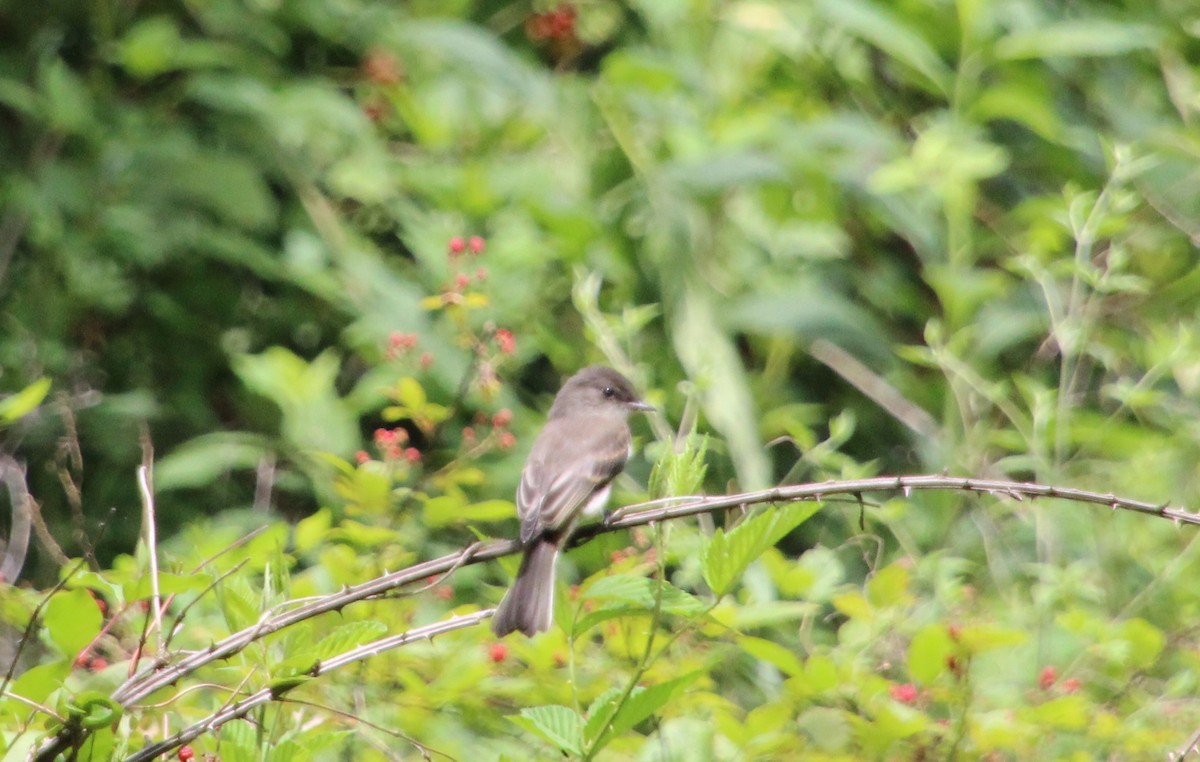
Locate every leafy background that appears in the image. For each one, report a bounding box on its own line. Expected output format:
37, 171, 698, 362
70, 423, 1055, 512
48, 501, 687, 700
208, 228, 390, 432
2, 0, 1200, 759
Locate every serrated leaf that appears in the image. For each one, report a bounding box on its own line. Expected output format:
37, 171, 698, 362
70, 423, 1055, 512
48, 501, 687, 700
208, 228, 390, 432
586, 671, 701, 750
511, 705, 582, 754
0, 378, 50, 425
648, 436, 708, 499
702, 502, 821, 597
580, 574, 706, 615
573, 575, 708, 635
313, 621, 388, 661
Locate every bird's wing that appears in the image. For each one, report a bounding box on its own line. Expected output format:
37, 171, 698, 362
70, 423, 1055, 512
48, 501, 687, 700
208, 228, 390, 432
517, 417, 631, 544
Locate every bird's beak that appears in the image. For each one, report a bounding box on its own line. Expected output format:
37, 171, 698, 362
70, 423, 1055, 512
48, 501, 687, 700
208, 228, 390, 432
628, 400, 656, 412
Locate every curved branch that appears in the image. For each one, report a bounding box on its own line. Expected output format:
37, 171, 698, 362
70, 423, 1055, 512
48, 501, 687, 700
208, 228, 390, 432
0, 456, 32, 583
122, 610, 492, 762
34, 474, 1197, 760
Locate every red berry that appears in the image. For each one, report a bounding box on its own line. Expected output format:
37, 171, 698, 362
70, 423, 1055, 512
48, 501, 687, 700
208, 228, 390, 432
1062, 677, 1081, 694
462, 426, 476, 443
1039, 666, 1057, 690
355, 450, 370, 464
491, 408, 513, 428
468, 235, 485, 254
419, 351, 434, 369
475, 266, 488, 281
498, 432, 517, 450
89, 657, 108, 671
389, 332, 418, 350
489, 643, 508, 663
889, 683, 918, 704
448, 237, 466, 254
495, 328, 516, 355
454, 273, 471, 290
404, 447, 421, 463
178, 746, 195, 761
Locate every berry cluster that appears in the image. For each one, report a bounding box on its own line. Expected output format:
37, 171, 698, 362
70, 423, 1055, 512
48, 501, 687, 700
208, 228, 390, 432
527, 4, 576, 41
362, 427, 421, 464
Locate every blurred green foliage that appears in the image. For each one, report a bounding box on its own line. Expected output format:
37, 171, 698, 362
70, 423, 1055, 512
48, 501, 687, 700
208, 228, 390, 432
3, 0, 1200, 758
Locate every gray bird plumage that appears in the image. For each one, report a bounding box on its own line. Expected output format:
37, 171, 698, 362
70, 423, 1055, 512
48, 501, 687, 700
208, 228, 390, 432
491, 366, 652, 637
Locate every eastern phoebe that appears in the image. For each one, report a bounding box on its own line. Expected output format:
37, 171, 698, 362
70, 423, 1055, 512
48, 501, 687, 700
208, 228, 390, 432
491, 366, 654, 637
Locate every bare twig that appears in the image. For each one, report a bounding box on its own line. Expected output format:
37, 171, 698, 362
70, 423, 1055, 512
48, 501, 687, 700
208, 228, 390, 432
122, 611, 492, 762
808, 339, 939, 438
0, 456, 33, 582
33, 475, 1200, 760
137, 430, 164, 658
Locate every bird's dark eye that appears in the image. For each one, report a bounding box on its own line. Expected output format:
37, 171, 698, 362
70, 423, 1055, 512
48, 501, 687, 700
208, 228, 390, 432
602, 387, 616, 399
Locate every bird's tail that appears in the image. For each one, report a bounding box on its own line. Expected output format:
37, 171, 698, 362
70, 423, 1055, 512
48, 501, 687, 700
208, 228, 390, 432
491, 540, 559, 637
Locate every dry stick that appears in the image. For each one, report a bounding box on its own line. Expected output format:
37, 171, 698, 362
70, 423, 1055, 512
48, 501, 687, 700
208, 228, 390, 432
808, 339, 940, 438
136, 458, 163, 662
35, 475, 1200, 760
122, 610, 493, 762
0, 456, 33, 582
109, 476, 1196, 712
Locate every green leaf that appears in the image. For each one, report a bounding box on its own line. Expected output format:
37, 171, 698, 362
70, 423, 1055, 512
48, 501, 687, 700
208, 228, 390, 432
395, 376, 426, 409
0, 378, 50, 425
155, 433, 272, 490
1121, 617, 1164, 669
671, 279, 770, 490
294, 508, 332, 553
233, 348, 358, 456
958, 623, 1027, 653
129, 572, 211, 599
423, 496, 514, 527
739, 636, 804, 677
907, 624, 954, 683
648, 436, 708, 500
1025, 695, 1089, 730
996, 21, 1163, 60
804, 654, 839, 693
312, 620, 388, 661
831, 592, 873, 620
866, 563, 911, 608
2, 660, 70, 718
510, 705, 582, 755
584, 671, 701, 750
573, 575, 708, 635
812, 0, 951, 93
702, 502, 821, 597
796, 706, 852, 752
43, 588, 101, 657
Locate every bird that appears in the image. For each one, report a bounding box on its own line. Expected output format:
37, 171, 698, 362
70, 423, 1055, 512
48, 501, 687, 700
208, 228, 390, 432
491, 366, 654, 637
